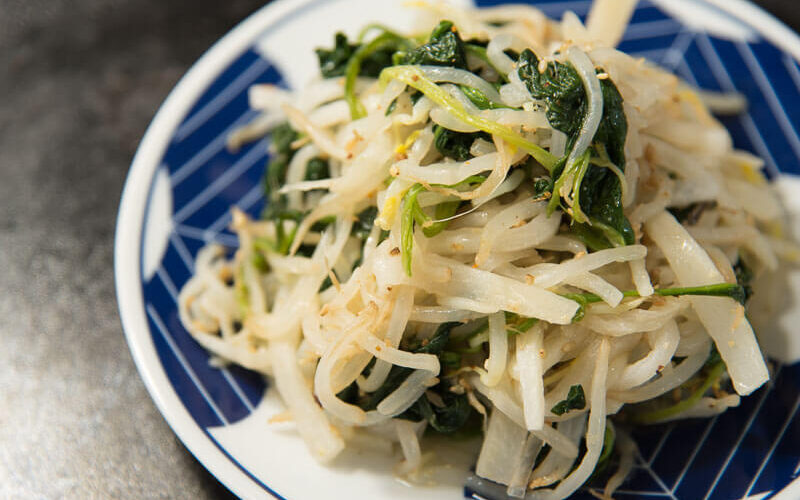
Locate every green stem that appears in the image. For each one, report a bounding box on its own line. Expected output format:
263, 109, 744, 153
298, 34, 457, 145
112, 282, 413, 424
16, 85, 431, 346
379, 66, 557, 170
346, 34, 413, 119
565, 283, 746, 306
570, 149, 592, 224
631, 361, 726, 424
401, 184, 425, 276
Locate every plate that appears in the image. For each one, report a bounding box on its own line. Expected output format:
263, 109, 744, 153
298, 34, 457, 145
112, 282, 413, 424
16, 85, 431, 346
115, 0, 800, 498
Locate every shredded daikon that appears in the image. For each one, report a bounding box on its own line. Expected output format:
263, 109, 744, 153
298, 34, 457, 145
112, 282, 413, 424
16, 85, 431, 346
176, 2, 792, 498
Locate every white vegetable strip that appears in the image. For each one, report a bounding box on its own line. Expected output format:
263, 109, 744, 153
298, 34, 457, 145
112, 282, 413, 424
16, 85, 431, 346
535, 338, 610, 500
565, 46, 603, 167
396, 153, 499, 186
517, 323, 546, 430
416, 254, 580, 325
612, 319, 680, 391
421, 65, 504, 104
529, 414, 585, 488
629, 258, 655, 297
529, 245, 647, 288
613, 341, 710, 403
645, 211, 768, 395
270, 340, 345, 462
508, 434, 543, 498
483, 312, 509, 387
359, 286, 415, 392
395, 420, 423, 476
476, 409, 529, 486
376, 369, 437, 416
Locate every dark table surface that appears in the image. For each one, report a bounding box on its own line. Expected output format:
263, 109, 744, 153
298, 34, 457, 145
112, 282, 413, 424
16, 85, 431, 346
1, 1, 798, 498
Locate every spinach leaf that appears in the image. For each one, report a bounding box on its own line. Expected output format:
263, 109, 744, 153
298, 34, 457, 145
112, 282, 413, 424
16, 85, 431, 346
352, 206, 378, 240
575, 164, 635, 246
551, 384, 586, 415
261, 124, 335, 254
594, 78, 628, 169
668, 200, 717, 226
397, 21, 468, 69
517, 48, 633, 249
316, 33, 357, 78
532, 176, 553, 201
433, 124, 489, 161
304, 157, 330, 181
262, 123, 299, 223
734, 257, 754, 303
360, 322, 458, 411
316, 32, 399, 79
517, 49, 585, 144
406, 379, 473, 434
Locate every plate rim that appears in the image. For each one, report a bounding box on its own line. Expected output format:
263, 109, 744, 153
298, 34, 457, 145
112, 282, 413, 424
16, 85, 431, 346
114, 0, 800, 498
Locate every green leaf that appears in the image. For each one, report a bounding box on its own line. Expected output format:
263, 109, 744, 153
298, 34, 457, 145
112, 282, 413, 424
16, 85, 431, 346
304, 157, 330, 181
353, 206, 378, 240
270, 122, 300, 155
410, 382, 474, 433
344, 32, 414, 118
517, 49, 633, 250
316, 32, 403, 80
551, 384, 586, 415
734, 258, 754, 303
433, 124, 488, 161
459, 85, 509, 110
359, 322, 458, 410
668, 201, 718, 226
517, 49, 585, 141
397, 20, 467, 69
316, 33, 358, 78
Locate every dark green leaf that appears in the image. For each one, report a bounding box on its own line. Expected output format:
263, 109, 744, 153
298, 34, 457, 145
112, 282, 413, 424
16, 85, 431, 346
551, 384, 586, 415
360, 322, 459, 411
270, 122, 299, 155
305, 157, 330, 181
433, 124, 488, 161
668, 201, 717, 226
734, 258, 754, 303
517, 50, 633, 249
410, 382, 473, 433
532, 177, 553, 201
316, 33, 358, 78
397, 21, 467, 69
353, 206, 378, 240
576, 164, 635, 246
317, 31, 407, 80
517, 49, 585, 141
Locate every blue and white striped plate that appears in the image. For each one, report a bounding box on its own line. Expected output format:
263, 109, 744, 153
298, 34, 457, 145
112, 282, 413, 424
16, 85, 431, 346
115, 0, 800, 498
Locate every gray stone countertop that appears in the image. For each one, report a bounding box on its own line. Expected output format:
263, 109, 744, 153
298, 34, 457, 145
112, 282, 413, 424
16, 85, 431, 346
0, 1, 797, 498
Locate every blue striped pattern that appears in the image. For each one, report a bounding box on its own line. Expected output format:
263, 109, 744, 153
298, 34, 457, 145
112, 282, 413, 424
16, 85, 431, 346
136, 1, 800, 498
143, 48, 281, 430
